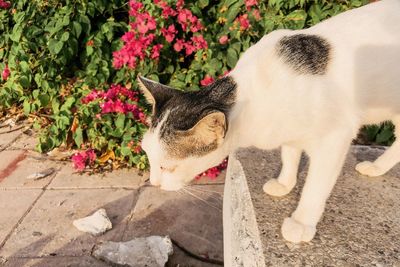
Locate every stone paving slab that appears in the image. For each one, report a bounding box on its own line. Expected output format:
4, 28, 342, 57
237, 146, 400, 267
48, 165, 148, 190
0, 127, 24, 151
2, 256, 109, 267
124, 185, 224, 265
0, 190, 42, 245
0, 189, 137, 259
8, 132, 38, 151
0, 150, 26, 177
0, 157, 59, 189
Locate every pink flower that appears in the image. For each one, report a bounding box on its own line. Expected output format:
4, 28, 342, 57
176, 0, 184, 9
173, 39, 185, 52
192, 35, 208, 50
200, 75, 215, 86
236, 14, 250, 30
245, 0, 258, 9
161, 25, 177, 43
162, 5, 177, 19
190, 19, 203, 32
129, 0, 143, 16
195, 158, 228, 180
151, 44, 163, 59
0, 0, 11, 9
252, 9, 261, 20
2, 65, 10, 81
177, 8, 193, 31
184, 42, 196, 55
121, 32, 135, 43
219, 35, 229, 45
87, 150, 96, 164
72, 153, 86, 171
81, 90, 103, 104
71, 149, 97, 171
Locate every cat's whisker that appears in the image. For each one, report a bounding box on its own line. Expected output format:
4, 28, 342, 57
187, 186, 223, 196
181, 188, 222, 211
185, 187, 222, 202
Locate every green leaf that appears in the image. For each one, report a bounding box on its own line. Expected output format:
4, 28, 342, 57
227, 48, 238, 68
23, 99, 31, 115
121, 146, 132, 156
72, 21, 82, 37
61, 32, 70, 42
115, 114, 125, 129
19, 76, 30, 88
38, 94, 50, 107
20, 61, 30, 73
48, 39, 64, 55
73, 126, 83, 148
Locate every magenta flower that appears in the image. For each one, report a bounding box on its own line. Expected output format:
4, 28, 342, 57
162, 5, 177, 19
151, 44, 163, 59
0, 0, 11, 9
2, 65, 10, 81
71, 149, 97, 171
237, 14, 250, 30
161, 25, 177, 43
219, 35, 229, 45
173, 39, 185, 52
192, 35, 208, 50
184, 42, 196, 55
245, 0, 258, 9
200, 75, 215, 86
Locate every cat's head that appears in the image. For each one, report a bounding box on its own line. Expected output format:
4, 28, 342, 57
138, 76, 237, 191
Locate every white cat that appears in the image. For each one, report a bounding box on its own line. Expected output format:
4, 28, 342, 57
139, 0, 400, 243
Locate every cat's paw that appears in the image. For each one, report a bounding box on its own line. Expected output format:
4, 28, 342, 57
263, 179, 292, 197
355, 161, 385, 177
281, 217, 316, 243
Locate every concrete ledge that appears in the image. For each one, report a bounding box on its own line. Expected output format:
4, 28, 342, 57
224, 146, 400, 266
223, 153, 265, 267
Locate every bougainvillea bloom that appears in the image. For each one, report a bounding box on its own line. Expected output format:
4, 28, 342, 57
151, 44, 163, 59
196, 158, 228, 180
173, 39, 185, 52
192, 35, 208, 50
245, 0, 258, 9
0, 0, 11, 9
219, 35, 229, 45
2, 65, 10, 81
71, 149, 97, 171
252, 9, 261, 20
237, 14, 250, 30
161, 25, 177, 43
200, 75, 215, 86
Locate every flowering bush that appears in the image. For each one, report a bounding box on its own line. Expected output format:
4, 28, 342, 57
1, 0, 377, 174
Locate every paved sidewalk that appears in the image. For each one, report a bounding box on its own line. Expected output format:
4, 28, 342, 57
0, 126, 224, 267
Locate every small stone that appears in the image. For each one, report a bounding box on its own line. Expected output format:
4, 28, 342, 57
73, 208, 112, 235
26, 167, 56, 180
92, 236, 173, 267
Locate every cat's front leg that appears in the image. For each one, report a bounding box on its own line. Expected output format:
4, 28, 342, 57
281, 130, 352, 243
264, 145, 302, 197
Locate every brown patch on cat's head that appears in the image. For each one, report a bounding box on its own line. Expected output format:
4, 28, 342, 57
162, 112, 226, 159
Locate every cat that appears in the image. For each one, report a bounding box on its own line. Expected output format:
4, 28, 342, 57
138, 0, 400, 243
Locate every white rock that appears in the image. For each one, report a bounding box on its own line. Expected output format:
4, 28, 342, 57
73, 209, 112, 235
92, 236, 173, 267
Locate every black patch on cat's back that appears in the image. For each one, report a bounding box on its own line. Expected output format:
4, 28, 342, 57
276, 34, 331, 75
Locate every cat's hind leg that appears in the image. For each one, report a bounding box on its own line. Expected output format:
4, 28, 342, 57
263, 145, 301, 197
356, 116, 400, 177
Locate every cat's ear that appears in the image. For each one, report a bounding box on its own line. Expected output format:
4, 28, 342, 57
186, 112, 227, 145
137, 76, 177, 113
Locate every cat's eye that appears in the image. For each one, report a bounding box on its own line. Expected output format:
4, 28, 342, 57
160, 165, 176, 172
